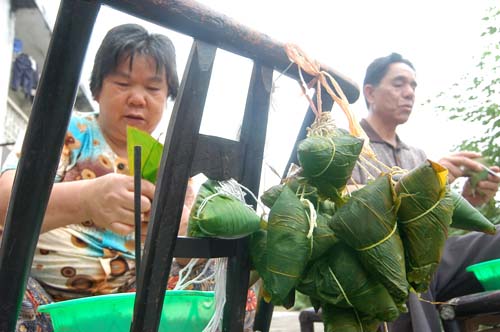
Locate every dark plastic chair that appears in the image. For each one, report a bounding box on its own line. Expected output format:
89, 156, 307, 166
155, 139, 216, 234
297, 290, 500, 332
299, 308, 322, 332
440, 290, 500, 332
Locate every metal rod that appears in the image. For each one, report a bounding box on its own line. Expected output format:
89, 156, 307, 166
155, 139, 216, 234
0, 1, 100, 330
134, 146, 142, 277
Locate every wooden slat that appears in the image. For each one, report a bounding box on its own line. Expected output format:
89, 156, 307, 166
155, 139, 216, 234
131, 40, 217, 332
0, 1, 100, 330
222, 63, 273, 332
190, 134, 243, 181
102, 0, 360, 104
173, 237, 239, 258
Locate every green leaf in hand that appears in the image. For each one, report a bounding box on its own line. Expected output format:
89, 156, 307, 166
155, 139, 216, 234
126, 126, 163, 184
463, 158, 490, 195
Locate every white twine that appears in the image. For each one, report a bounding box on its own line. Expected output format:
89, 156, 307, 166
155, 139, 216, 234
196, 192, 224, 218
301, 198, 317, 239
203, 257, 228, 332
196, 178, 265, 218
217, 179, 246, 202
173, 259, 215, 291
192, 179, 257, 332
219, 179, 267, 212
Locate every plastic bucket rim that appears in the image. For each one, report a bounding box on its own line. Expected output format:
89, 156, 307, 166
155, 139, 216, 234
466, 257, 500, 273
37, 290, 215, 313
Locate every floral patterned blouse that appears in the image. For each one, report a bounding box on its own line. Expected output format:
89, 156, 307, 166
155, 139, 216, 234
2, 111, 257, 331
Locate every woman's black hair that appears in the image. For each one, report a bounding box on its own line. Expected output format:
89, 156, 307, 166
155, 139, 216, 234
90, 23, 179, 100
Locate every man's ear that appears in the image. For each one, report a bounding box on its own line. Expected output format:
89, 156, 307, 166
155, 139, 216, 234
363, 84, 375, 106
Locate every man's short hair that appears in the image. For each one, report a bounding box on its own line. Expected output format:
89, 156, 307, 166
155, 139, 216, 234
90, 23, 179, 100
362, 53, 415, 107
363, 52, 415, 88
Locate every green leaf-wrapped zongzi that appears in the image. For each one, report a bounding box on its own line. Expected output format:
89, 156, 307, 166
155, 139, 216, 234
297, 131, 363, 200
188, 179, 260, 238
309, 212, 339, 261
260, 176, 319, 209
449, 190, 496, 234
298, 243, 399, 322
265, 186, 311, 305
329, 174, 409, 309
395, 160, 454, 292
321, 303, 380, 332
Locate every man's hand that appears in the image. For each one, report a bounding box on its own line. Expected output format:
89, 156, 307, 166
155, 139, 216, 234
438, 151, 484, 183
462, 165, 500, 207
438, 151, 499, 207
80, 173, 155, 235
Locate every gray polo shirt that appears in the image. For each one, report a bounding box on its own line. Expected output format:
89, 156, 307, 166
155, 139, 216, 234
351, 119, 427, 184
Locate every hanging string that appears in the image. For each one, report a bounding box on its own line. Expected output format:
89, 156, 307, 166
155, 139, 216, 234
193, 179, 259, 332
283, 43, 377, 161
196, 192, 224, 218
309, 137, 336, 178
327, 267, 364, 331
202, 258, 228, 332
174, 259, 215, 291
354, 160, 377, 182
218, 178, 268, 213
358, 222, 398, 252
301, 198, 317, 239
307, 111, 338, 137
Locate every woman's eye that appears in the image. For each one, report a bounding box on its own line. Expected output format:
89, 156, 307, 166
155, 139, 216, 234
147, 86, 161, 91
114, 81, 129, 87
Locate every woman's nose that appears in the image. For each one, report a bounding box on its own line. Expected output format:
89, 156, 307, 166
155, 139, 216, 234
127, 87, 147, 106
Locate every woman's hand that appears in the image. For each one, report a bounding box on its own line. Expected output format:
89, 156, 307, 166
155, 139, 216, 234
80, 173, 155, 235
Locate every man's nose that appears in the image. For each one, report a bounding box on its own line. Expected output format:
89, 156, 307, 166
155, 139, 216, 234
402, 85, 415, 99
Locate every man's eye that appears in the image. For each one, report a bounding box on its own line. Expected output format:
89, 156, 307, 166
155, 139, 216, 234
147, 86, 161, 91
114, 81, 129, 87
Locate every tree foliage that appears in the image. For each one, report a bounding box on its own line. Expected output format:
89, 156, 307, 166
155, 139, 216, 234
432, 3, 500, 223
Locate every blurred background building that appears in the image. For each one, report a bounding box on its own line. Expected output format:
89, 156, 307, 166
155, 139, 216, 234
0, 0, 94, 164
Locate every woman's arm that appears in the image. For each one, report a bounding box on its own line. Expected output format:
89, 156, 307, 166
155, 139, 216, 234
0, 170, 155, 234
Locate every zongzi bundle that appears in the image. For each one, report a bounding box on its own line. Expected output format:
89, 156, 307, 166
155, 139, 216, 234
265, 186, 311, 304
395, 160, 454, 292
321, 303, 380, 332
188, 179, 261, 238
297, 130, 363, 200
450, 190, 496, 234
329, 174, 409, 309
298, 243, 399, 322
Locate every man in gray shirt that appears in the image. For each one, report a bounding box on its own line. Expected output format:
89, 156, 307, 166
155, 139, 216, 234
351, 53, 500, 331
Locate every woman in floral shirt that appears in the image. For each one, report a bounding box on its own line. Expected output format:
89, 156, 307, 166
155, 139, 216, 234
0, 23, 257, 331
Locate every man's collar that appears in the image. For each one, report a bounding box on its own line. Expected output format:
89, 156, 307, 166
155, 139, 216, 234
359, 118, 409, 149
